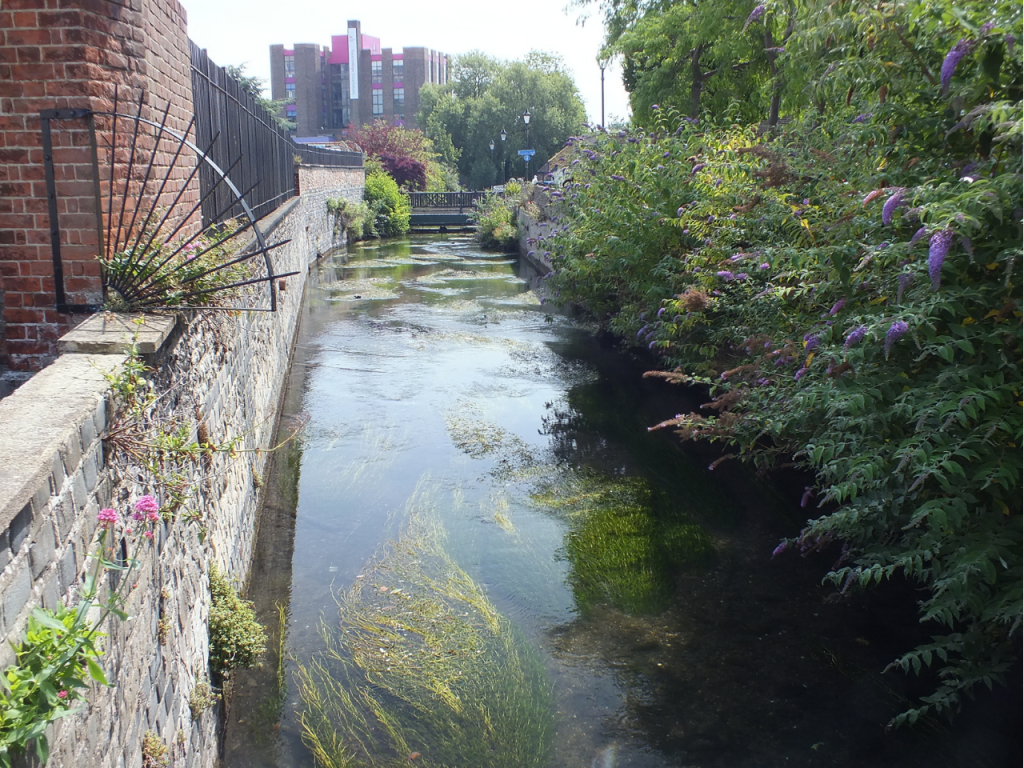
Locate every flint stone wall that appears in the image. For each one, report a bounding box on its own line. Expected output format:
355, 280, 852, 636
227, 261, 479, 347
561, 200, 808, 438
0, 165, 361, 768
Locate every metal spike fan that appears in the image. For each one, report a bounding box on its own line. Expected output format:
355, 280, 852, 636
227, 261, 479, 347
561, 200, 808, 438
46, 89, 296, 313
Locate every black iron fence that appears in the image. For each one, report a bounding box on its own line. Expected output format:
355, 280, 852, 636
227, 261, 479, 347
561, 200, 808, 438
408, 192, 484, 211
189, 41, 362, 226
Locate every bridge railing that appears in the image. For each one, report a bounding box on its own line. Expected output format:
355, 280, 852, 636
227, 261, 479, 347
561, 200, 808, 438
408, 192, 485, 212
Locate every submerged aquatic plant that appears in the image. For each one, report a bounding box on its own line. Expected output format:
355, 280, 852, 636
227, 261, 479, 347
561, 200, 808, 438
532, 471, 713, 615
297, 484, 553, 768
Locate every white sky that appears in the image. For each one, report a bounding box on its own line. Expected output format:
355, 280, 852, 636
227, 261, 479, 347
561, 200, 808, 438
182, 0, 631, 126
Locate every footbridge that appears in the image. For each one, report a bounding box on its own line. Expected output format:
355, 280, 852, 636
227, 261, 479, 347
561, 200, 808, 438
409, 191, 484, 229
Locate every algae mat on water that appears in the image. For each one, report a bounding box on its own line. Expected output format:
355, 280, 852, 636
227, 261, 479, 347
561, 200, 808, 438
297, 483, 553, 768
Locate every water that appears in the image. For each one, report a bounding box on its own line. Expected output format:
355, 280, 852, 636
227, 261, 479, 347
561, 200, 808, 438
223, 235, 1015, 768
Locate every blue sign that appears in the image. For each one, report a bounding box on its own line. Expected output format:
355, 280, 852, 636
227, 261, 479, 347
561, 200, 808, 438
517, 149, 536, 158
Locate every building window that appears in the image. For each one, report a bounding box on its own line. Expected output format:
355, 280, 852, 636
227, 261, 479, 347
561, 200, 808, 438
392, 59, 403, 82
371, 60, 382, 84
284, 55, 295, 75
372, 89, 384, 115
393, 88, 404, 118
285, 82, 295, 100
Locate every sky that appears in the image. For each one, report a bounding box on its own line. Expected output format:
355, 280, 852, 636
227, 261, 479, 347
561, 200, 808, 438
182, 0, 631, 127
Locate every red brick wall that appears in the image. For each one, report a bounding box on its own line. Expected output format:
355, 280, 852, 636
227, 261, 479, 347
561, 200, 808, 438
0, 0, 197, 371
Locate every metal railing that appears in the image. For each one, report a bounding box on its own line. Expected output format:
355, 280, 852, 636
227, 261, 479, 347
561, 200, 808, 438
408, 192, 484, 212
189, 41, 362, 226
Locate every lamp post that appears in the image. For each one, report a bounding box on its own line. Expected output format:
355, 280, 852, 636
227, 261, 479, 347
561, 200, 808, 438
523, 110, 531, 181
489, 139, 495, 187
500, 128, 507, 182
598, 56, 609, 129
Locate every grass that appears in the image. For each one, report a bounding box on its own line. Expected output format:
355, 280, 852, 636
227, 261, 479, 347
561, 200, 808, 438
296, 482, 553, 768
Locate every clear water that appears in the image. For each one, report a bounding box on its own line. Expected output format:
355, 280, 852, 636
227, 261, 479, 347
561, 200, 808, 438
223, 235, 1015, 768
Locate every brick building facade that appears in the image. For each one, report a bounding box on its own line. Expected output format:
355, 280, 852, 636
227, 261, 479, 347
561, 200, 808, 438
269, 19, 449, 136
0, 0, 198, 372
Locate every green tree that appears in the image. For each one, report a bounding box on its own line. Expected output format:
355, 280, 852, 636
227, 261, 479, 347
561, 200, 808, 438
418, 51, 587, 187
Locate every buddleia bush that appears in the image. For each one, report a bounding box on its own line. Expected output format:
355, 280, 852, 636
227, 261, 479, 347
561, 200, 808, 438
545, 0, 1021, 725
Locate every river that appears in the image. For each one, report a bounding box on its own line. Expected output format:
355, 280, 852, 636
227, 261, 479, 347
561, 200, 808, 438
222, 234, 1014, 768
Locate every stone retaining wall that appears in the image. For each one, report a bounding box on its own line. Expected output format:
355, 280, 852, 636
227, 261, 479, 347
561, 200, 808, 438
0, 165, 362, 768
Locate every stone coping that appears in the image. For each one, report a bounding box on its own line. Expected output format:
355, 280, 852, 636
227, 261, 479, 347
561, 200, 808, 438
0, 353, 124, 533
58, 313, 178, 355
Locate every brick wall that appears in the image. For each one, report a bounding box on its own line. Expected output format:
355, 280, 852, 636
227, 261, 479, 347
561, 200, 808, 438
0, 0, 198, 373
0, 164, 361, 768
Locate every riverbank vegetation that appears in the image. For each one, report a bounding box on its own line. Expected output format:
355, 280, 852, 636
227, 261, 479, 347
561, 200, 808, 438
543, 0, 1021, 725
470, 180, 522, 250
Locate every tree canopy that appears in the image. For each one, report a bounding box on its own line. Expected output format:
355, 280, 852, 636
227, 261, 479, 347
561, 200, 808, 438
418, 51, 587, 189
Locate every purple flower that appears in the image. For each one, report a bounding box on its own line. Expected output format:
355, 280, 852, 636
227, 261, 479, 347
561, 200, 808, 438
882, 188, 905, 225
928, 228, 955, 290
97, 508, 119, 527
717, 270, 735, 281
677, 207, 685, 217
637, 325, 649, 338
910, 226, 928, 246
743, 4, 766, 31
663, 151, 671, 158
759, 262, 770, 270
960, 236, 973, 259
803, 333, 820, 351
772, 541, 789, 558
885, 320, 909, 357
640, 311, 646, 321
829, 298, 846, 316
649, 341, 657, 349
844, 325, 867, 348
794, 367, 808, 381
651, 104, 660, 110
800, 487, 814, 507
657, 307, 665, 318
980, 22, 994, 36
897, 273, 914, 302
941, 39, 972, 95
1006, 34, 1016, 56
852, 113, 872, 124
691, 163, 706, 175
736, 273, 749, 281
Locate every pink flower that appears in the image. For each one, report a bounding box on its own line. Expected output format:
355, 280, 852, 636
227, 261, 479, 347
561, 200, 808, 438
97, 508, 119, 527
144, 531, 154, 540
135, 495, 159, 514
146, 511, 161, 523
57, 690, 68, 700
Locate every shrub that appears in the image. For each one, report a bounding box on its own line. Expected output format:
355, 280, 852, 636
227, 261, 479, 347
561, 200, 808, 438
471, 190, 519, 250
326, 198, 369, 242
544, 0, 1022, 726
363, 170, 411, 238
208, 563, 266, 679
378, 153, 428, 191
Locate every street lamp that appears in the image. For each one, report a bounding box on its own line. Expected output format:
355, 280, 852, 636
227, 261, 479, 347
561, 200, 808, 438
598, 56, 609, 129
500, 128, 507, 182
523, 110, 531, 181
489, 139, 495, 187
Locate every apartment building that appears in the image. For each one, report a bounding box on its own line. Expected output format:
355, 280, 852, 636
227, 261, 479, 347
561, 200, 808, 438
269, 20, 449, 137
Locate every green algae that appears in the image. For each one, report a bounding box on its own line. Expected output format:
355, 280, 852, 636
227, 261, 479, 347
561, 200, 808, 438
297, 483, 553, 768
532, 471, 714, 615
